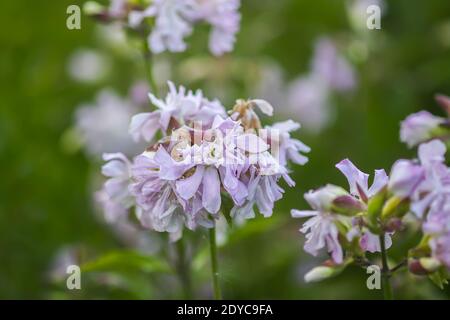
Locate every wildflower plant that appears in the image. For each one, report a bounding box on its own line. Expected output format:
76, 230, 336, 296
292, 98, 450, 297
84, 0, 241, 56
99, 82, 310, 298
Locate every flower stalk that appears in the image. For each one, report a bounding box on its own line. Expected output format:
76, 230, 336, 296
379, 233, 393, 300
209, 227, 222, 300
142, 42, 159, 96
176, 238, 193, 299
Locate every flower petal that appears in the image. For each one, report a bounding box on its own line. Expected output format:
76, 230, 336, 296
202, 167, 221, 214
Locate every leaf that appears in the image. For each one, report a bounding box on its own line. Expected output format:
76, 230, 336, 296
428, 270, 449, 290
81, 250, 171, 274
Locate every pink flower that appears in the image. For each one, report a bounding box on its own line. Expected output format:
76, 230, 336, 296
400, 111, 445, 148
291, 185, 350, 264
336, 159, 388, 200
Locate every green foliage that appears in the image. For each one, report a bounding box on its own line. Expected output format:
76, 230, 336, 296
82, 250, 172, 274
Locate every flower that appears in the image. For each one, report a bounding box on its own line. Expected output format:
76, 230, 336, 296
129, 81, 226, 142
400, 111, 445, 148
408, 140, 450, 217
128, 151, 188, 237
100, 81, 310, 238
429, 233, 450, 269
186, 0, 241, 56
262, 120, 310, 166
347, 222, 392, 253
388, 160, 424, 199
336, 159, 388, 201
291, 185, 350, 264
97, 153, 134, 222
128, 0, 241, 55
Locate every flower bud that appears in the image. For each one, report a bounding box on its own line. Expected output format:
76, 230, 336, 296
304, 184, 349, 212
304, 263, 346, 283
420, 257, 441, 273
304, 266, 335, 283
408, 259, 428, 275
408, 257, 441, 275
331, 195, 365, 216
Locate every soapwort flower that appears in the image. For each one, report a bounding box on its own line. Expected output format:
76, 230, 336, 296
99, 81, 310, 240
85, 0, 241, 56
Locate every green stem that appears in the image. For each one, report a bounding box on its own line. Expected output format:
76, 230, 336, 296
379, 233, 393, 300
141, 41, 158, 95
176, 238, 193, 299
208, 227, 222, 300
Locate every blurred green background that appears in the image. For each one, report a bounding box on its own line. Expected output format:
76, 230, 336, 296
1, 0, 450, 299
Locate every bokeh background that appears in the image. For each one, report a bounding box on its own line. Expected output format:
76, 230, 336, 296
2, 0, 450, 299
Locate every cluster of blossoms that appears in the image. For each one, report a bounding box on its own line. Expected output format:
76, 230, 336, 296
85, 0, 241, 56
400, 94, 450, 148
99, 81, 310, 240
292, 137, 450, 284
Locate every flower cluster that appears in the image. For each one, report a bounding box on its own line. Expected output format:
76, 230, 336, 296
292, 139, 450, 284
99, 82, 310, 240
85, 0, 241, 56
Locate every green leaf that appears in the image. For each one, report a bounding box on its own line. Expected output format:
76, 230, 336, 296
81, 250, 171, 274
428, 269, 449, 289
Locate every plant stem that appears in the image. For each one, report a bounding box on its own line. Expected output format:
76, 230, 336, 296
141, 41, 159, 95
176, 238, 193, 299
208, 227, 222, 300
390, 259, 407, 274
379, 233, 393, 300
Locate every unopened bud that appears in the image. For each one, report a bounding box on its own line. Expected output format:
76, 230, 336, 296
420, 257, 441, 273
304, 262, 346, 283
304, 266, 335, 283
331, 195, 365, 216
408, 257, 441, 275
408, 259, 428, 275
